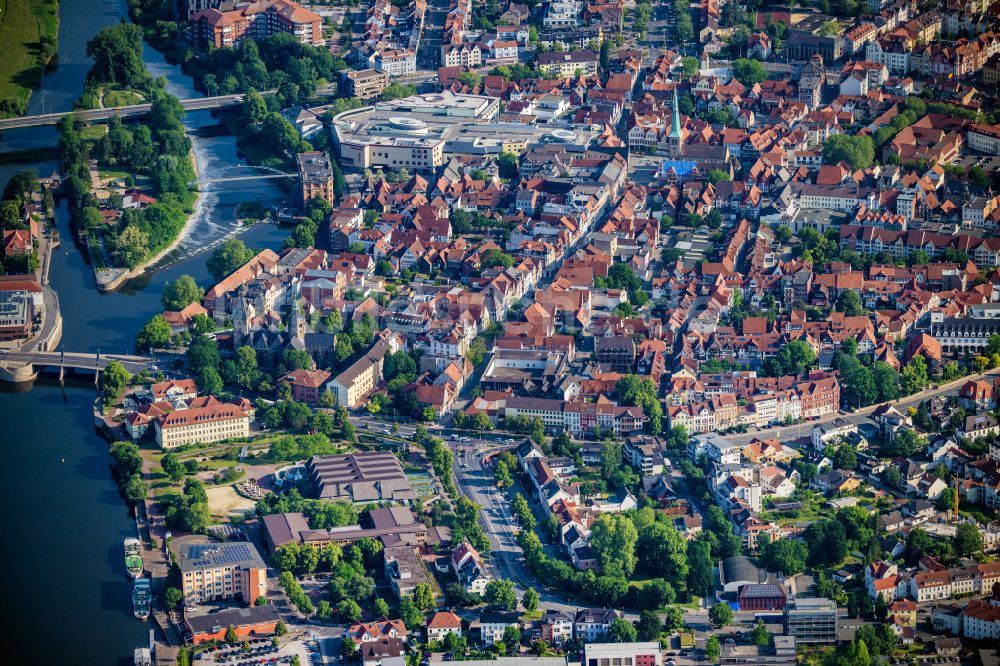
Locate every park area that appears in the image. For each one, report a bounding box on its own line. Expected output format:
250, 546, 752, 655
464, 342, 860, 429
0, 0, 58, 116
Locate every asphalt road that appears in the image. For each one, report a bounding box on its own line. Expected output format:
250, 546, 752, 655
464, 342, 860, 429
726, 367, 1000, 446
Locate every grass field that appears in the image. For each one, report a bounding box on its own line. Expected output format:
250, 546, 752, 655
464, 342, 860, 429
0, 0, 59, 116
103, 89, 144, 107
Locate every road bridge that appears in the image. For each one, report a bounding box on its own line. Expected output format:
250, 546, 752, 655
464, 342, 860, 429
0, 349, 155, 383
0, 85, 336, 130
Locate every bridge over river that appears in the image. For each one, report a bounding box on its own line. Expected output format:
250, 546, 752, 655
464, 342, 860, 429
0, 350, 156, 383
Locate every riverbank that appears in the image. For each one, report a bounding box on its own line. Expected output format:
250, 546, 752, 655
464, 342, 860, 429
0, 0, 59, 117
96, 147, 202, 292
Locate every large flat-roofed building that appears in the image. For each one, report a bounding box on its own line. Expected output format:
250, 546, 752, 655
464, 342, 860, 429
191, 0, 322, 48
297, 151, 335, 207
384, 544, 439, 600
307, 451, 418, 503
784, 597, 838, 643
154, 402, 250, 449
332, 92, 594, 170
179, 542, 268, 605
343, 69, 389, 101
262, 506, 430, 550
339, 135, 446, 172
0, 289, 32, 341
583, 642, 663, 666
720, 636, 796, 666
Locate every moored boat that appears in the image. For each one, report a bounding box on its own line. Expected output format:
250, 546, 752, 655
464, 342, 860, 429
124, 537, 143, 578
132, 577, 151, 621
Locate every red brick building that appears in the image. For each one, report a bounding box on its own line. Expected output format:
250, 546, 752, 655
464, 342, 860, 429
738, 583, 787, 611
186, 604, 281, 644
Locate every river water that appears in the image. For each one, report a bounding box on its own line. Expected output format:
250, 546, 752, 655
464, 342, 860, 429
0, 1, 290, 661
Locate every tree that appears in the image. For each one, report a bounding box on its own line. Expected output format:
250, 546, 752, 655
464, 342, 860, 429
242, 89, 269, 126
608, 618, 638, 643
900, 354, 929, 395
760, 538, 808, 575
339, 598, 362, 622
835, 290, 864, 316
705, 636, 721, 661
751, 621, 770, 646
522, 587, 539, 613
197, 366, 223, 396
954, 522, 983, 556
86, 23, 146, 88
823, 134, 875, 170
225, 625, 239, 645
663, 606, 684, 633
888, 428, 925, 457
413, 582, 435, 610
341, 636, 358, 657
165, 587, 183, 610
485, 579, 517, 610
873, 362, 899, 402
100, 361, 131, 399
112, 225, 149, 268
589, 514, 638, 577
136, 315, 172, 352
399, 597, 424, 629
496, 152, 519, 180
709, 603, 734, 628
681, 56, 699, 78
207, 239, 255, 282
161, 453, 185, 482
687, 539, 714, 598
806, 519, 848, 567
502, 625, 522, 653
382, 83, 417, 101
834, 443, 858, 470
637, 610, 662, 641
731, 58, 767, 85
162, 275, 204, 310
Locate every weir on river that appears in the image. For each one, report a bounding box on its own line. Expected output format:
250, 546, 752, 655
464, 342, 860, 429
0, 0, 292, 661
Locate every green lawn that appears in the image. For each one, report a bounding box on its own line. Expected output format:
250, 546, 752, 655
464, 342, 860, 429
103, 89, 144, 107
0, 0, 58, 116
79, 124, 108, 143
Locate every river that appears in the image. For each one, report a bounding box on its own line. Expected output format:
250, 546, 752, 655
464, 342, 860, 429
0, 1, 290, 662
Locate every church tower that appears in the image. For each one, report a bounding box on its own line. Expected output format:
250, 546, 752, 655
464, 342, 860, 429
667, 86, 685, 158
232, 291, 255, 348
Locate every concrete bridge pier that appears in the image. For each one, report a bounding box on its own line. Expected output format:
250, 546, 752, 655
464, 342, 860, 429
0, 363, 37, 383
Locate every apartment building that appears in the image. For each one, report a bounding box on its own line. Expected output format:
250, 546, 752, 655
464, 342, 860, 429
375, 49, 417, 76
179, 542, 268, 605
574, 608, 623, 642
191, 0, 322, 48
342, 69, 389, 101
537, 51, 600, 78
503, 396, 645, 437
297, 151, 335, 207
583, 642, 663, 666
910, 562, 1000, 602
480, 611, 520, 645
329, 332, 405, 408
154, 402, 250, 449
